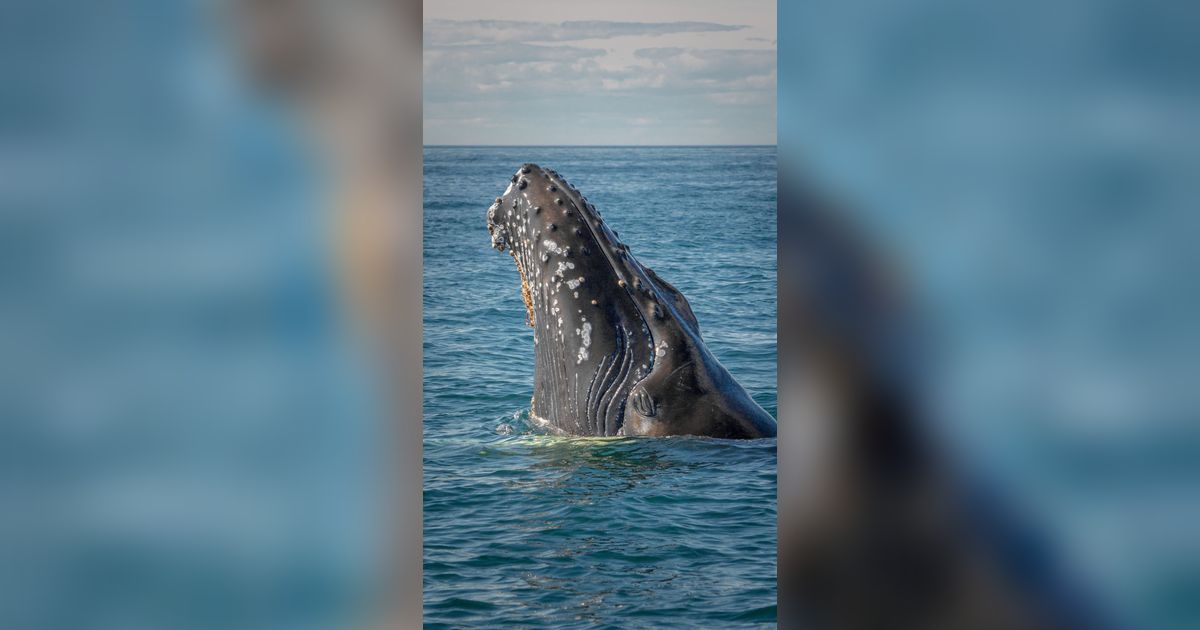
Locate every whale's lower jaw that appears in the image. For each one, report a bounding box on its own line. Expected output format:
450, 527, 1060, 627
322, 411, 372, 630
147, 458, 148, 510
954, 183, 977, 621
489, 163, 777, 439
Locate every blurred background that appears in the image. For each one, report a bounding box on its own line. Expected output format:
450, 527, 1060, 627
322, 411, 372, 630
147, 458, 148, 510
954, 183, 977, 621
778, 1, 1200, 629
0, 0, 421, 628
2, 0, 1198, 628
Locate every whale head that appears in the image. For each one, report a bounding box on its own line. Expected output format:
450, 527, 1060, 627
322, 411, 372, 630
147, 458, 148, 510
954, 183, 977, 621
488, 163, 776, 439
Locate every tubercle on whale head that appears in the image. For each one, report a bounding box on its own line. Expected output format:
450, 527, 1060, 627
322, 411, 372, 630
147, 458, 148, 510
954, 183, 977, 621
486, 163, 645, 309
487, 163, 644, 326
488, 164, 692, 327
531, 169, 691, 312
487, 194, 535, 326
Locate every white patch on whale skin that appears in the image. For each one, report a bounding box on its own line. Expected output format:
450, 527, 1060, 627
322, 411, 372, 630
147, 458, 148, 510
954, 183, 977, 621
566, 276, 585, 290
542, 239, 562, 254
555, 261, 575, 276
656, 340, 668, 357
576, 322, 592, 364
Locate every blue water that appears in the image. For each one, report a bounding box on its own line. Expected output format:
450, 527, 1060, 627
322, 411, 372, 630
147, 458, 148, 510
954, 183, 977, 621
423, 146, 778, 627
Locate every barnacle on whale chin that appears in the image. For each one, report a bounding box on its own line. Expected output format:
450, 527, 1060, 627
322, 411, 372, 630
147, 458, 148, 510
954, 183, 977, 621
511, 253, 535, 327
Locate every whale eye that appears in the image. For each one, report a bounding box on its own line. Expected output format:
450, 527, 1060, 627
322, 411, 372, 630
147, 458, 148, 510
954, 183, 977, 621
518, 179, 527, 190
548, 184, 557, 192
630, 385, 657, 418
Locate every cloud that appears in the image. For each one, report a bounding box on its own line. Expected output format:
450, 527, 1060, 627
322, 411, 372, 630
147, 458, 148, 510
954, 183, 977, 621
633, 47, 775, 73
424, 43, 610, 98
425, 44, 775, 101
706, 91, 772, 106
425, 116, 489, 127
629, 47, 776, 92
422, 19, 776, 144
425, 42, 606, 67
425, 19, 747, 46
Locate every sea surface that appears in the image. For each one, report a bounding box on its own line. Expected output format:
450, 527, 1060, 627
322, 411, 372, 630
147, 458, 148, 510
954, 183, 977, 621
423, 146, 778, 627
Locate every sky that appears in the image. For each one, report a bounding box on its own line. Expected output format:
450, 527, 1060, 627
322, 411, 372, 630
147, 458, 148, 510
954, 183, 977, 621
423, 0, 776, 145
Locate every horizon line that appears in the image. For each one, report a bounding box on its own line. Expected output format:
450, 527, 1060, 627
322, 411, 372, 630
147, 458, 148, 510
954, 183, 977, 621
423, 144, 777, 148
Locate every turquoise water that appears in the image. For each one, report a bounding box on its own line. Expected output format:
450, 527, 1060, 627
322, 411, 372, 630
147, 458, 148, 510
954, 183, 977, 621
423, 146, 778, 627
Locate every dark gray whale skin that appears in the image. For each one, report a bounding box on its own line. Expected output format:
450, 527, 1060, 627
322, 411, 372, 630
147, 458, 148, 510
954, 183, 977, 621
487, 164, 776, 439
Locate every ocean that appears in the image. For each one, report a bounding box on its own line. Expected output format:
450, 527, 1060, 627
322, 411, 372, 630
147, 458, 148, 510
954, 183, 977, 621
422, 146, 779, 627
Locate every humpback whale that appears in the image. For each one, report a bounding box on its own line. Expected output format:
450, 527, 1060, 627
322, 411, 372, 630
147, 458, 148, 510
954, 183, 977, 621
487, 164, 777, 439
